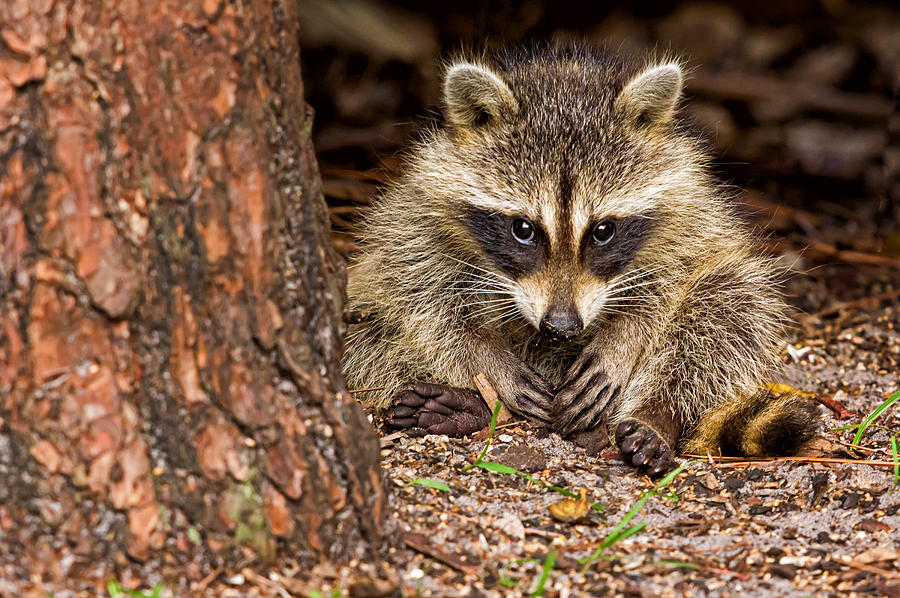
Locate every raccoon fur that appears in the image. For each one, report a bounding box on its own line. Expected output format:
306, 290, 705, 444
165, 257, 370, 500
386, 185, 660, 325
342, 42, 817, 475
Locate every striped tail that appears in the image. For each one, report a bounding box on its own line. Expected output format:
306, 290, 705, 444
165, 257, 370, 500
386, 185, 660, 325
682, 388, 818, 457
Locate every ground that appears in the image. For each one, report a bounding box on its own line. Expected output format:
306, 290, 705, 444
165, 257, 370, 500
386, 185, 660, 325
343, 295, 900, 597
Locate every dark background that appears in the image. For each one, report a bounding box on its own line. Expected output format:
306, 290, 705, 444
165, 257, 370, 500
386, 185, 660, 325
299, 0, 899, 315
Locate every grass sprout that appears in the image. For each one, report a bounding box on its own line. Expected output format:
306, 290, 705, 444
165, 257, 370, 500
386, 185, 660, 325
580, 460, 698, 572
847, 389, 900, 447
531, 551, 557, 597
406, 478, 451, 492
107, 581, 165, 598
465, 402, 602, 510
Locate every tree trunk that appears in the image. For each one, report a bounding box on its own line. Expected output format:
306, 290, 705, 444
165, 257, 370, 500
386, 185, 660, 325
0, 0, 384, 591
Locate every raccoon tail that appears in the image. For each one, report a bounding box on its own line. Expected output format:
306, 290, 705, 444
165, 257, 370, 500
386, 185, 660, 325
681, 389, 818, 457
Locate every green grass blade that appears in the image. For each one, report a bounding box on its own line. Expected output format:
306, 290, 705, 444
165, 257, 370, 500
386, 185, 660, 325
472, 461, 519, 475
530, 551, 557, 597
852, 389, 900, 447
406, 478, 451, 492
832, 423, 861, 432
606, 521, 647, 546
464, 401, 503, 470
470, 460, 604, 510
601, 495, 650, 549
580, 459, 698, 572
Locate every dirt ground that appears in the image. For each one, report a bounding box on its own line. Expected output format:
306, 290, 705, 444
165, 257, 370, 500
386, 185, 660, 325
352, 295, 900, 598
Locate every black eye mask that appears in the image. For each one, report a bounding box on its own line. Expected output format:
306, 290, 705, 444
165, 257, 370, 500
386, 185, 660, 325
463, 207, 548, 278
581, 213, 656, 280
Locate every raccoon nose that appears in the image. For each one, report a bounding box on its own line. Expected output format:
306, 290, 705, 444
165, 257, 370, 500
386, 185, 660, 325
540, 306, 583, 339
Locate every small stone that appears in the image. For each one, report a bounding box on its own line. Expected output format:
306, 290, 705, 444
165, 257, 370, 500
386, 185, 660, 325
768, 563, 797, 579
496, 444, 546, 473
860, 518, 891, 533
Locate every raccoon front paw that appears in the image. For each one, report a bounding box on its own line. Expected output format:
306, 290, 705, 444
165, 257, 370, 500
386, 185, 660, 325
510, 368, 553, 424
553, 358, 618, 435
390, 382, 491, 437
615, 419, 674, 478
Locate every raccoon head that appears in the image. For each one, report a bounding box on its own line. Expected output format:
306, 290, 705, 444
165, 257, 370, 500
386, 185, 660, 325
438, 49, 692, 340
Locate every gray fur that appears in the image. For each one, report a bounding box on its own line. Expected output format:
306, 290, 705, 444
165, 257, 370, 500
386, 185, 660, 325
343, 43, 804, 453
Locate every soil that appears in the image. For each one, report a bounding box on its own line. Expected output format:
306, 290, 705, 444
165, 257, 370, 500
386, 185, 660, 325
357, 298, 900, 598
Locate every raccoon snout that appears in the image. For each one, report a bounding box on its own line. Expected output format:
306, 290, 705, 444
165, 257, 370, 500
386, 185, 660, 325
540, 305, 583, 340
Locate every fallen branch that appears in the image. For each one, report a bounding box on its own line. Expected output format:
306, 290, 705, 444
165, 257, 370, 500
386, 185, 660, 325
806, 289, 900, 320
816, 395, 861, 419
836, 556, 900, 580
682, 455, 898, 468
402, 531, 481, 576
687, 71, 892, 120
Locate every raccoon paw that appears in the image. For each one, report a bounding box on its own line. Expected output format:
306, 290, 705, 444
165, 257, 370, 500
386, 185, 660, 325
510, 368, 554, 424
553, 352, 618, 435
390, 382, 491, 438
615, 419, 674, 478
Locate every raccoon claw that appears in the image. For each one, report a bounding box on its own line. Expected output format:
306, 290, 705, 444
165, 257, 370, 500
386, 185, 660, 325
615, 419, 674, 478
553, 361, 617, 435
389, 383, 491, 437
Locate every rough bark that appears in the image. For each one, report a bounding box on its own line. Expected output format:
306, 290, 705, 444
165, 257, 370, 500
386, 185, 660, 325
0, 0, 384, 589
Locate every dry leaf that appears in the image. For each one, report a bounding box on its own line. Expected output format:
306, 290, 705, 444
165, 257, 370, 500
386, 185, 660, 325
548, 488, 590, 522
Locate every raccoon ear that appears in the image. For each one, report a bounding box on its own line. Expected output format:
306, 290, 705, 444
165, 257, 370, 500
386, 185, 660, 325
443, 62, 518, 129
616, 62, 683, 128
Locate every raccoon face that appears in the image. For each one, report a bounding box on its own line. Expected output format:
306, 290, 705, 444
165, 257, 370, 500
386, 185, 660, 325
462, 202, 657, 338
444, 54, 682, 338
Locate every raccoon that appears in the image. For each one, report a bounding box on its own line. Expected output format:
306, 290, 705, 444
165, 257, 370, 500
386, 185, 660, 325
342, 43, 816, 476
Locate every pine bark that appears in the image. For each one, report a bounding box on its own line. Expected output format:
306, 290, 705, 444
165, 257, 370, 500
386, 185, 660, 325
0, 0, 384, 587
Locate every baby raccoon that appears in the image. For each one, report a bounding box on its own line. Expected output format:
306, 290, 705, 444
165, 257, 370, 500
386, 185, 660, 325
342, 43, 816, 476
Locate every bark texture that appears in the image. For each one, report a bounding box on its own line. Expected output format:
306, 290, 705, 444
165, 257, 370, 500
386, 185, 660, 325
0, 0, 384, 586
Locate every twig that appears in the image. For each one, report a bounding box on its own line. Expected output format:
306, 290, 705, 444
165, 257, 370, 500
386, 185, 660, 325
402, 531, 481, 576
701, 566, 750, 581
688, 456, 899, 468
806, 240, 900, 268
192, 566, 223, 594
816, 395, 861, 419
348, 386, 386, 393
830, 438, 879, 454
474, 373, 499, 405
837, 556, 900, 580
379, 431, 404, 447
474, 373, 513, 426
807, 289, 900, 320
241, 568, 293, 598
686, 70, 892, 120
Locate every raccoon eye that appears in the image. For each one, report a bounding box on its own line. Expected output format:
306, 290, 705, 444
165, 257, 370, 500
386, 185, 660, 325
592, 221, 615, 245
511, 218, 536, 244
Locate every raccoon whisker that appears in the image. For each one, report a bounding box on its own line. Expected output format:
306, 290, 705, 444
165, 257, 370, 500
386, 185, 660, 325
455, 279, 517, 291
466, 297, 519, 307
605, 277, 666, 296
453, 285, 515, 295
600, 294, 657, 301
442, 254, 517, 286
456, 270, 514, 285
465, 302, 520, 320
507, 318, 535, 336
453, 273, 518, 292
604, 265, 665, 291
481, 307, 523, 328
